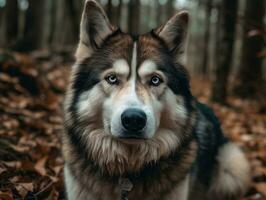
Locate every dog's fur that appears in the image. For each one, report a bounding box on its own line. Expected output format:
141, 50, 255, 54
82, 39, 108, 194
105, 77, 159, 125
62, 1, 250, 199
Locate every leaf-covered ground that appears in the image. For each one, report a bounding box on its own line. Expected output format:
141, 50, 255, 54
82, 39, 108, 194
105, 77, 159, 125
0, 52, 265, 200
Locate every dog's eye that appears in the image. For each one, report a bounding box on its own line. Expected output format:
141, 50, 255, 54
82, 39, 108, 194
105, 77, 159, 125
150, 76, 163, 86
105, 75, 119, 85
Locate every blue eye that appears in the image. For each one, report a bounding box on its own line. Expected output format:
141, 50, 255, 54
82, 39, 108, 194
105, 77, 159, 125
105, 75, 119, 85
150, 76, 162, 86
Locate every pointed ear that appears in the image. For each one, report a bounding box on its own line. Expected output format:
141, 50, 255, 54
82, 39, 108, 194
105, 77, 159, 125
155, 11, 189, 54
76, 0, 116, 60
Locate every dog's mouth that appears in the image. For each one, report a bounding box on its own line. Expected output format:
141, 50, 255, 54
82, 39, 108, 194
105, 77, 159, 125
118, 134, 146, 140
118, 138, 146, 145
117, 131, 147, 143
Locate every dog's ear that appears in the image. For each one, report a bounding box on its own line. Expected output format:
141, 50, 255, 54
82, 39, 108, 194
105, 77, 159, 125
76, 0, 116, 60
155, 11, 189, 54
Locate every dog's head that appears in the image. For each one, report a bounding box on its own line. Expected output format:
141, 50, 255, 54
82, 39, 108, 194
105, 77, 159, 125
64, 0, 195, 173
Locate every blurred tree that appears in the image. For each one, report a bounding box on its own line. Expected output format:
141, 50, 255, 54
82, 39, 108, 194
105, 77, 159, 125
0, 3, 4, 23
5, 0, 18, 47
211, 0, 238, 104
50, 0, 64, 49
233, 0, 265, 98
115, 0, 123, 26
51, 0, 78, 50
200, 0, 212, 75
47, 0, 57, 46
20, 0, 45, 51
156, 1, 163, 25
107, 0, 113, 21
107, 0, 123, 26
167, 0, 175, 17
65, 0, 80, 39
128, 0, 140, 35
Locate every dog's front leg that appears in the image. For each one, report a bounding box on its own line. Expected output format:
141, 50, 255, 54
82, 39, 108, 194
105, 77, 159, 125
164, 175, 190, 200
64, 166, 96, 200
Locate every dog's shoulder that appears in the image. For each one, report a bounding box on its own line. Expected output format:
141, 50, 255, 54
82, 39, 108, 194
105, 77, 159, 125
195, 101, 228, 148
191, 101, 228, 185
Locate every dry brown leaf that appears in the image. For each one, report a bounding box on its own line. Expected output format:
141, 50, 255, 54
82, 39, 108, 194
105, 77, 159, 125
0, 167, 7, 175
47, 188, 59, 200
34, 156, 48, 176
254, 183, 266, 196
52, 165, 63, 176
4, 161, 22, 168
9, 144, 30, 153
15, 182, 34, 199
0, 191, 13, 200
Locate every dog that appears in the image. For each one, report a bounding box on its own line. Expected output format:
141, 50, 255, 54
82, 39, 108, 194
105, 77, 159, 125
62, 1, 250, 199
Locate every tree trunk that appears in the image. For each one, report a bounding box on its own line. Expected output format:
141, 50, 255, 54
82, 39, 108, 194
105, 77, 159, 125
65, 0, 80, 40
48, 0, 57, 46
128, 0, 140, 35
233, 0, 265, 98
51, 0, 65, 49
5, 0, 18, 47
107, 0, 113, 21
167, 0, 175, 17
20, 0, 45, 51
0, 5, 5, 46
116, 0, 123, 26
156, 1, 164, 25
201, 0, 212, 75
51, 0, 77, 50
0, 5, 4, 23
211, 0, 238, 104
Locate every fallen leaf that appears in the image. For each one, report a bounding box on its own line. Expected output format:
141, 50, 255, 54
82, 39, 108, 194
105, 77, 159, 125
15, 182, 34, 199
35, 156, 48, 176
255, 183, 266, 196
47, 188, 59, 200
0, 191, 13, 200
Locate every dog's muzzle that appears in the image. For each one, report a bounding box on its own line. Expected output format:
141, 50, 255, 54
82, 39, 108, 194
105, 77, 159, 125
121, 108, 147, 138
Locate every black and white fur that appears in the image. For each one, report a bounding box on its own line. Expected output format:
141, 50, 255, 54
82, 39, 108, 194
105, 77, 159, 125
62, 1, 250, 200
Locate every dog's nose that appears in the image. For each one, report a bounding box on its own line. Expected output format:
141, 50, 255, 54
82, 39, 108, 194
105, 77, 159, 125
121, 109, 147, 132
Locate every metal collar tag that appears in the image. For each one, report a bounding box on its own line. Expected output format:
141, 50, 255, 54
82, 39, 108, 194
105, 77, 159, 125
119, 177, 133, 200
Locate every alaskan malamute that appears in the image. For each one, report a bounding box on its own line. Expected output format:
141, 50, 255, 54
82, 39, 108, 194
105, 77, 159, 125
63, 1, 250, 199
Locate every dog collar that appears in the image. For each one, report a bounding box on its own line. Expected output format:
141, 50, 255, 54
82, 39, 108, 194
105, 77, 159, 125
119, 177, 133, 200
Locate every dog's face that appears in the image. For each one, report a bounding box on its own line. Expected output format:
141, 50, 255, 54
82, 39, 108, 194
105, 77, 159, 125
64, 0, 194, 173
102, 51, 164, 140
98, 34, 192, 140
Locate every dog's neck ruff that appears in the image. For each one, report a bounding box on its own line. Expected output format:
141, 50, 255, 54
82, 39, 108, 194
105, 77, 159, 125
119, 177, 133, 200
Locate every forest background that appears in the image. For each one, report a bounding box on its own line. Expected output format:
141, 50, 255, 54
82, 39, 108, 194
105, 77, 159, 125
0, 0, 265, 199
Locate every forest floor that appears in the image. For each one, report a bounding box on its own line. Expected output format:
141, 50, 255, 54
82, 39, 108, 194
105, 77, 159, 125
0, 51, 265, 200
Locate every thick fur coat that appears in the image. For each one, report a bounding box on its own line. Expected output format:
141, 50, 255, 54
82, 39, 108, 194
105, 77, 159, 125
62, 1, 250, 200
